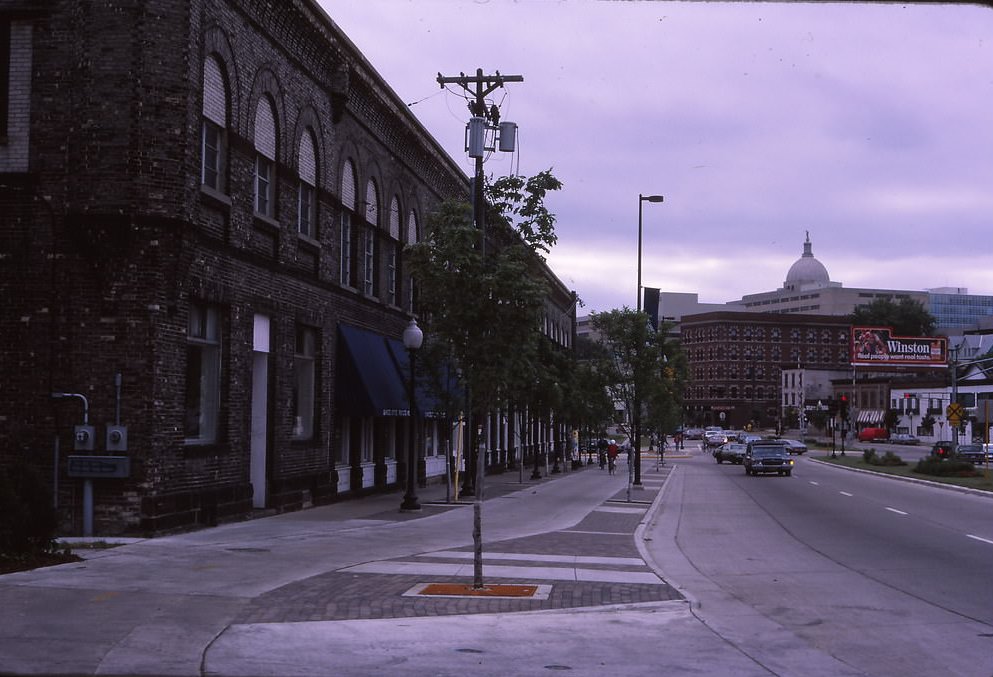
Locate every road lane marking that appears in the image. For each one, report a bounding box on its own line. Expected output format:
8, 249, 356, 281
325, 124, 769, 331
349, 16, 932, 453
840, 491, 853, 497
885, 507, 908, 516
809, 481, 819, 486
967, 534, 993, 545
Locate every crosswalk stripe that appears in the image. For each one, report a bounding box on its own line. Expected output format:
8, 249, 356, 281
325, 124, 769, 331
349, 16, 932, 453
593, 506, 646, 514
339, 560, 664, 585
417, 550, 646, 567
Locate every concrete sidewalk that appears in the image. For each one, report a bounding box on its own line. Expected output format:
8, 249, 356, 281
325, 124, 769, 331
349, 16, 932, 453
0, 458, 765, 676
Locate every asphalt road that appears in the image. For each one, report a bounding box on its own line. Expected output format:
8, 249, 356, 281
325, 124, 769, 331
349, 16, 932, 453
644, 444, 993, 677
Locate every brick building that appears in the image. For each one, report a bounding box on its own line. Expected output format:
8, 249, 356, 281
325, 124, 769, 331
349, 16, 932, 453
0, 1, 573, 534
679, 311, 851, 430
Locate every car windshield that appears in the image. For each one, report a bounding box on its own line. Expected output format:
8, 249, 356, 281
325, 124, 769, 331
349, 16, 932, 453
957, 445, 981, 452
751, 448, 783, 457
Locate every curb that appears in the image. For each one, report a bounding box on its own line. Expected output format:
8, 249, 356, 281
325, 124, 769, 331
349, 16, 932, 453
807, 455, 993, 499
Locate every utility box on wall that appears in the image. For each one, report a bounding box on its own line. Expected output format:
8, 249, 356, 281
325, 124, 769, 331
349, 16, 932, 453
106, 425, 128, 452
73, 425, 95, 451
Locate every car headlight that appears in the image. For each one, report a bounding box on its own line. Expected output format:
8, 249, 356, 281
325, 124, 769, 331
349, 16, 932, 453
788, 459, 795, 465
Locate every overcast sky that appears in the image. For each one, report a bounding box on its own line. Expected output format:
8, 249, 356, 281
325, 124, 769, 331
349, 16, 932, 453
324, 1, 993, 315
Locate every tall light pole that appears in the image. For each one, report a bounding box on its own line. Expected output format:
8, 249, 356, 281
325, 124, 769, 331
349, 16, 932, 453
400, 318, 423, 512
634, 194, 663, 486
637, 194, 664, 313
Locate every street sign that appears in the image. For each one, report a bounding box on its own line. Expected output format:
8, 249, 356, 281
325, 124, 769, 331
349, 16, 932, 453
947, 402, 965, 426
67, 455, 130, 478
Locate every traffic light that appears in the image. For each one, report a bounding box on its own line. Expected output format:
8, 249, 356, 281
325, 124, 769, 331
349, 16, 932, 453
839, 394, 849, 420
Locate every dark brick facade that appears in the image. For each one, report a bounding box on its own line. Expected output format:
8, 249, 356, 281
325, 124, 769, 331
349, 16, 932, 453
0, 1, 487, 534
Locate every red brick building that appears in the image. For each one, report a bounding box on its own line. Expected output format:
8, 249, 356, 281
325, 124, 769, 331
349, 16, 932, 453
679, 311, 851, 430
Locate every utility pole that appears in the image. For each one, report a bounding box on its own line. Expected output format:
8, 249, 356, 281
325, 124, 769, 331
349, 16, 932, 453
436, 69, 523, 256
436, 68, 523, 591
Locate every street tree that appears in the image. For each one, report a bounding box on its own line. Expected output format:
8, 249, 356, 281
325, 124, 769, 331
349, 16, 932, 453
589, 309, 686, 482
405, 169, 562, 588
566, 335, 617, 459
848, 297, 936, 336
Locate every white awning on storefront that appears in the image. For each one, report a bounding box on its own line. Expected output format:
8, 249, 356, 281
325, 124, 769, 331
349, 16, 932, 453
857, 409, 884, 425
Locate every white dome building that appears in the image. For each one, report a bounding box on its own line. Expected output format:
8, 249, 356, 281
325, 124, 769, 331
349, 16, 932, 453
728, 233, 923, 316
783, 233, 831, 291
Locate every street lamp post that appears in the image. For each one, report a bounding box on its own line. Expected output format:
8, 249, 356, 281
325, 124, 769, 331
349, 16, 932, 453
634, 194, 663, 487
400, 318, 423, 512
637, 194, 664, 314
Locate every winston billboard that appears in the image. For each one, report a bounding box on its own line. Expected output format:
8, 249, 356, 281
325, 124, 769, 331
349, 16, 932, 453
851, 327, 947, 367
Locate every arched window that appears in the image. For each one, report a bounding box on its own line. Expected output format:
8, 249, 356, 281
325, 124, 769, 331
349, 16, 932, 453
387, 196, 400, 305
254, 96, 277, 217
201, 55, 228, 192
362, 179, 379, 296
339, 160, 357, 286
297, 129, 317, 237
406, 210, 418, 312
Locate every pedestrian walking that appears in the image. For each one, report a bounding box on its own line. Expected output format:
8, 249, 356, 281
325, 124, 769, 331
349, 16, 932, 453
607, 440, 619, 475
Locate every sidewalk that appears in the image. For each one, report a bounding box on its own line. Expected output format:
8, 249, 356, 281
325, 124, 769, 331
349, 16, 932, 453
0, 455, 766, 676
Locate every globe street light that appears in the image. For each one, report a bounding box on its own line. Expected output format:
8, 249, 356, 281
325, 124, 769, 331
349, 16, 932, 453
400, 318, 423, 512
635, 193, 663, 487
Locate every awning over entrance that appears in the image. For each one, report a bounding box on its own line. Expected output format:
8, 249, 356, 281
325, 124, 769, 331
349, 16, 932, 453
337, 324, 409, 418
336, 324, 454, 418
856, 409, 884, 425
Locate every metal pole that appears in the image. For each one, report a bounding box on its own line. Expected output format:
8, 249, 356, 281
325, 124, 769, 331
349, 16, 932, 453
401, 349, 421, 512
83, 479, 93, 537
637, 195, 644, 313
951, 344, 959, 447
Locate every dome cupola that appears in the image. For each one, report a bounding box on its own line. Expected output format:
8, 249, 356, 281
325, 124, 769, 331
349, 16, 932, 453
784, 232, 830, 290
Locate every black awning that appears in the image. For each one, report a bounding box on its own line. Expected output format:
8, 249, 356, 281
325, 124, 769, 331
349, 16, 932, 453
336, 324, 411, 418
386, 340, 457, 419
336, 323, 457, 418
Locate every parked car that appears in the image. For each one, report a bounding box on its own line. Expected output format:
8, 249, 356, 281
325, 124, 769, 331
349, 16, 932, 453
857, 427, 889, 442
780, 439, 808, 454
744, 440, 794, 476
682, 428, 704, 440
888, 433, 920, 445
953, 443, 993, 464
714, 442, 747, 464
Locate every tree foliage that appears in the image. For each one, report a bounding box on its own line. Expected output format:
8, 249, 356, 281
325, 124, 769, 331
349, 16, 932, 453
486, 170, 562, 256
405, 170, 563, 420
589, 309, 687, 441
565, 335, 617, 439
848, 297, 936, 336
